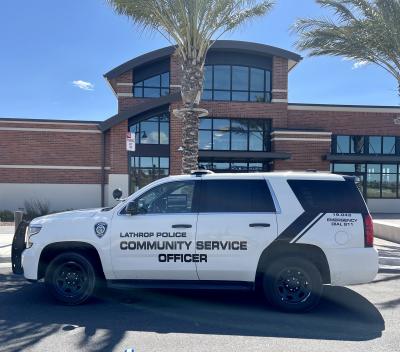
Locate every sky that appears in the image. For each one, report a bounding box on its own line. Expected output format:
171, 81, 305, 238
0, 0, 398, 122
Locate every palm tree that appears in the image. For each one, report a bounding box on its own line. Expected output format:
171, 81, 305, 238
107, 0, 274, 173
293, 0, 400, 98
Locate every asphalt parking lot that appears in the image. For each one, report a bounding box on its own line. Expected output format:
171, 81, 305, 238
0, 233, 399, 352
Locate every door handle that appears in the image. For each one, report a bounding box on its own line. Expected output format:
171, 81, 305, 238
172, 224, 192, 229
249, 223, 270, 228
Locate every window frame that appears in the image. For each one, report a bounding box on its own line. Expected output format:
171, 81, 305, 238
333, 135, 399, 155
129, 156, 170, 194
198, 117, 271, 152
121, 180, 199, 215
331, 162, 400, 199
130, 112, 170, 145
202, 64, 272, 103
133, 71, 170, 98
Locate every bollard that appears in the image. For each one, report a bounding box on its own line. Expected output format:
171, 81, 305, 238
14, 211, 23, 233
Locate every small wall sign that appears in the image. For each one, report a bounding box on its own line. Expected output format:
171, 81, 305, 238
126, 132, 136, 151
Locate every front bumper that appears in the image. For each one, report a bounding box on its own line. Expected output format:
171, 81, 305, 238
21, 245, 41, 280
325, 247, 379, 286
11, 221, 28, 275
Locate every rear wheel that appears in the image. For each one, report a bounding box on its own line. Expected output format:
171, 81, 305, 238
45, 252, 96, 305
262, 256, 323, 313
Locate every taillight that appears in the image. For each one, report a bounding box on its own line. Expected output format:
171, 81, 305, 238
363, 213, 374, 247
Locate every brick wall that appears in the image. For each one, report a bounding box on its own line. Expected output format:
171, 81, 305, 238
0, 169, 102, 184
288, 108, 400, 135
273, 137, 331, 171
275, 107, 400, 171
109, 120, 128, 174
0, 130, 102, 166
0, 121, 103, 184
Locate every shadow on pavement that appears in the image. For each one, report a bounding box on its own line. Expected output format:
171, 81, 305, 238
0, 270, 385, 352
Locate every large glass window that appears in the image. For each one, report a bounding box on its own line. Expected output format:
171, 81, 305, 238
331, 162, 400, 199
199, 117, 271, 151
369, 137, 381, 154
130, 157, 169, 192
130, 113, 169, 145
366, 164, 381, 198
198, 161, 267, 173
202, 65, 271, 102
336, 136, 350, 153
333, 135, 398, 155
133, 72, 169, 98
199, 180, 276, 213
383, 137, 396, 154
382, 164, 397, 198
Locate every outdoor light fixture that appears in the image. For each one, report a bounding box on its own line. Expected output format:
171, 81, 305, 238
141, 131, 148, 139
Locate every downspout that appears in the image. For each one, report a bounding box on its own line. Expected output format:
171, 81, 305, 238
101, 131, 106, 207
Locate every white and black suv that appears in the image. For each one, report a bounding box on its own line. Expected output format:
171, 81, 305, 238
12, 171, 378, 312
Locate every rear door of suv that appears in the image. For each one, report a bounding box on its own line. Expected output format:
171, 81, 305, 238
195, 177, 278, 282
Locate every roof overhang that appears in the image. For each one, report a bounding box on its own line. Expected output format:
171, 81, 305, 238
326, 154, 400, 163
104, 40, 302, 80
99, 93, 180, 132
199, 150, 291, 160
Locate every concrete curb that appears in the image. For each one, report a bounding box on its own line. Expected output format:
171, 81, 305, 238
374, 220, 400, 244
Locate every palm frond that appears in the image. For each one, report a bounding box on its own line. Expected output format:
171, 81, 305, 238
294, 0, 400, 96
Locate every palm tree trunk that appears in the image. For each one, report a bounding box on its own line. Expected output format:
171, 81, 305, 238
174, 58, 208, 174
181, 110, 200, 174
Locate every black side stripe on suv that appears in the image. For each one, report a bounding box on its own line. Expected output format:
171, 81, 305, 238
274, 212, 325, 243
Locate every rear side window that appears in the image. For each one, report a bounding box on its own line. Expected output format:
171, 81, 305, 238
199, 179, 276, 213
287, 179, 367, 213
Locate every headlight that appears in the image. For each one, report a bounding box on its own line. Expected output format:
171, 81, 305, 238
26, 225, 42, 248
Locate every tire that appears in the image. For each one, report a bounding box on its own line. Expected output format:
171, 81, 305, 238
45, 252, 96, 305
262, 256, 323, 313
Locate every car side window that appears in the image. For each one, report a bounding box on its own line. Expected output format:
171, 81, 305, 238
199, 179, 276, 213
129, 181, 196, 214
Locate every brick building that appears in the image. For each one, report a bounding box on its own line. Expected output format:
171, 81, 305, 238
1, 40, 400, 213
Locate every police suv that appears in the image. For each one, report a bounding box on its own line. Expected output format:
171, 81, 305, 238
12, 170, 378, 312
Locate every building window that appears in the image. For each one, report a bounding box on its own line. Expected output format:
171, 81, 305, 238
333, 135, 398, 155
129, 156, 170, 192
198, 161, 268, 173
133, 72, 170, 98
331, 162, 400, 198
129, 113, 169, 145
366, 164, 382, 198
199, 117, 271, 151
381, 164, 397, 198
202, 65, 271, 102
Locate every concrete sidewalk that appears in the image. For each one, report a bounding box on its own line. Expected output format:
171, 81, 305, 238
372, 214, 400, 244
0, 227, 13, 269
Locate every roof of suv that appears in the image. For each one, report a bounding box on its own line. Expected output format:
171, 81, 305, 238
167, 171, 345, 182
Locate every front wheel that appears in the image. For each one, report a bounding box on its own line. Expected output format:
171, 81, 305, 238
45, 252, 96, 305
262, 256, 323, 313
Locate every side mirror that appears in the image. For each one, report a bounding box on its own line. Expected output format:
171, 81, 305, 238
113, 188, 123, 200
126, 201, 139, 215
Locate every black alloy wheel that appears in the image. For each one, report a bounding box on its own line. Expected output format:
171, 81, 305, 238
45, 252, 96, 305
263, 256, 323, 312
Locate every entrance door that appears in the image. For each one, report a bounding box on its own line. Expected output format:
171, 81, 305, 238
195, 178, 278, 282
110, 180, 199, 280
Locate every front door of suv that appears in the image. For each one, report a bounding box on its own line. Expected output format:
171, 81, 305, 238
110, 180, 200, 280
195, 178, 278, 282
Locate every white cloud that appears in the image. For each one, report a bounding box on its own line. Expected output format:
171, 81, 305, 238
352, 60, 369, 69
72, 80, 94, 91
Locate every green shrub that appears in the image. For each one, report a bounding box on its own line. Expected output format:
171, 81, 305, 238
24, 199, 50, 221
0, 210, 14, 222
